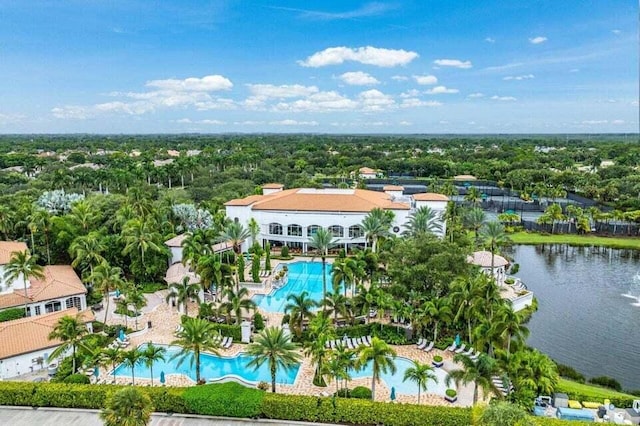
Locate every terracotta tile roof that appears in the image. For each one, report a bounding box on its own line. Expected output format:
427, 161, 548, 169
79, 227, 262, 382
359, 167, 377, 174
453, 174, 477, 180
0, 308, 94, 359
226, 188, 410, 212
0, 265, 86, 310
0, 241, 28, 265
164, 234, 187, 247
467, 250, 509, 268
383, 185, 404, 191
412, 193, 450, 202
165, 263, 199, 285
262, 183, 284, 189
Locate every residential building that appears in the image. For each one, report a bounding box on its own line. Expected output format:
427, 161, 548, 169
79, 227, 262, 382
0, 308, 94, 380
224, 185, 448, 253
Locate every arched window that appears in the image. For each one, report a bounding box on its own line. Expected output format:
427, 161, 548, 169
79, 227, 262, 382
269, 223, 283, 235
287, 224, 302, 237
307, 225, 321, 237
349, 225, 364, 238
328, 225, 344, 238
65, 296, 82, 309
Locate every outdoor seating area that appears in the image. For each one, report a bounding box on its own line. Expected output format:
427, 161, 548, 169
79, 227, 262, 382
325, 335, 373, 350
447, 341, 480, 360
416, 338, 435, 352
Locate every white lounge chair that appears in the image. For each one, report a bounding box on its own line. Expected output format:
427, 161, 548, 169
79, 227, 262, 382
356, 337, 365, 346
224, 337, 233, 349
423, 341, 434, 352
455, 344, 467, 354
330, 340, 336, 350
470, 350, 481, 360
364, 335, 372, 346
446, 342, 458, 351
220, 336, 229, 348
416, 338, 425, 347
417, 339, 428, 350
462, 347, 474, 356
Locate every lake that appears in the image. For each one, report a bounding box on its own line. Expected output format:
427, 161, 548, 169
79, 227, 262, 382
507, 244, 640, 390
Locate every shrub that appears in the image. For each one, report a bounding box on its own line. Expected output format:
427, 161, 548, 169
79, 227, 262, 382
433, 355, 443, 362
253, 312, 265, 331
589, 376, 622, 392
182, 383, 264, 418
504, 277, 515, 285
556, 363, 585, 383
140, 282, 166, 294
281, 314, 290, 325
209, 323, 242, 341
446, 389, 457, 398
479, 401, 529, 426
256, 381, 269, 391
336, 323, 407, 344
280, 245, 289, 258
63, 373, 91, 384
0, 307, 25, 322
350, 386, 372, 399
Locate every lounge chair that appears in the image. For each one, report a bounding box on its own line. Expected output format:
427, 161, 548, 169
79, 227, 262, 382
224, 337, 233, 349
470, 350, 481, 360
318, 391, 330, 397
220, 336, 229, 348
416, 338, 425, 347
325, 340, 331, 349
423, 341, 434, 352
364, 335, 372, 345
455, 344, 467, 354
417, 339, 428, 350
330, 340, 336, 350
462, 347, 474, 356
355, 337, 363, 346
346, 339, 354, 350
446, 342, 458, 351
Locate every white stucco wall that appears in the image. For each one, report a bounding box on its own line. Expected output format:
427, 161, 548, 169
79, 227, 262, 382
0, 346, 62, 380
413, 199, 448, 238
170, 246, 182, 265
0, 265, 27, 295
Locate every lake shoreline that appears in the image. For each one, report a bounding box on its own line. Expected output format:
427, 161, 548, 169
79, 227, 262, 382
509, 232, 640, 250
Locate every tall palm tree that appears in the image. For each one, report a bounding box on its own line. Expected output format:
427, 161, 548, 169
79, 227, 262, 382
121, 348, 144, 385
304, 312, 336, 386
28, 209, 53, 264
166, 276, 201, 317
3, 250, 45, 316
403, 360, 438, 404
101, 346, 123, 384
422, 297, 452, 343
446, 353, 502, 405
308, 227, 337, 313
284, 291, 317, 337
463, 207, 486, 244
332, 257, 358, 298
0, 205, 13, 240
222, 286, 256, 325
479, 221, 510, 282
508, 349, 558, 396
356, 336, 397, 401
171, 317, 221, 383
333, 343, 356, 392
450, 275, 484, 343
125, 287, 147, 330
247, 218, 260, 247
325, 353, 349, 395
222, 221, 250, 254
142, 343, 167, 386
246, 326, 302, 393
493, 305, 529, 357
121, 218, 165, 273
67, 201, 97, 235
323, 291, 347, 323
100, 387, 153, 426
48, 314, 89, 374
88, 261, 124, 324
180, 231, 206, 267
403, 206, 443, 238
69, 232, 107, 277
464, 186, 482, 206
361, 208, 394, 253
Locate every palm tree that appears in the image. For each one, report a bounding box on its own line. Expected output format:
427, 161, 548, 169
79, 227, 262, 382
121, 348, 144, 385
3, 250, 45, 316
247, 218, 260, 247
101, 347, 123, 384
166, 276, 201, 316
171, 317, 221, 383
422, 297, 452, 343
125, 287, 147, 330
450, 275, 484, 343
446, 353, 502, 405
463, 207, 486, 244
246, 326, 302, 393
28, 209, 53, 264
508, 349, 558, 396
325, 354, 349, 396
142, 343, 167, 386
493, 305, 529, 357
464, 186, 482, 206
222, 286, 256, 325
180, 231, 206, 267
479, 221, 510, 283
284, 291, 317, 337
323, 291, 347, 323
121, 218, 165, 273
100, 387, 152, 426
356, 336, 396, 401
303, 312, 336, 386
333, 343, 356, 392
88, 261, 124, 324
403, 360, 438, 404
331, 257, 358, 298
222, 221, 250, 254
69, 232, 107, 277
361, 208, 394, 253
403, 206, 443, 238
48, 314, 89, 374
308, 227, 337, 313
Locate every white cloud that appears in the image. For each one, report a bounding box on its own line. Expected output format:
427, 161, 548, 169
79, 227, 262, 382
175, 118, 226, 125
529, 36, 547, 44
632, 100, 639, 106
485, 37, 495, 43
612, 119, 625, 125
269, 119, 319, 126
246, 84, 319, 98
298, 46, 419, 67
273, 91, 358, 112
0, 112, 26, 124
400, 98, 442, 108
399, 120, 412, 126
433, 59, 472, 69
51, 106, 92, 119
582, 120, 608, 124
391, 75, 409, 81
338, 71, 379, 86
400, 89, 420, 98
233, 120, 265, 125
413, 75, 438, 85
569, 68, 580, 73
467, 92, 484, 98
426, 85, 459, 94
503, 74, 535, 81
491, 95, 517, 101
146, 75, 233, 91
358, 89, 395, 111
611, 29, 621, 35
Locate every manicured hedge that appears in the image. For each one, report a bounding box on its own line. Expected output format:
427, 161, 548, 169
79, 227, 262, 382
182, 382, 263, 418
209, 323, 242, 341
556, 378, 636, 407
0, 307, 25, 322
262, 394, 472, 426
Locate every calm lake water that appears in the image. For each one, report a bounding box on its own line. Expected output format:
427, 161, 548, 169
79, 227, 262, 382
507, 245, 640, 390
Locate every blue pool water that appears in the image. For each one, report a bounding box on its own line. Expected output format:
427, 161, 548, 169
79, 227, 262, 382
252, 262, 334, 313
352, 357, 449, 396
113, 345, 300, 384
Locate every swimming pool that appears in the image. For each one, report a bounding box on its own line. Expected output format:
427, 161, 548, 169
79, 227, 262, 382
353, 357, 449, 396
113, 345, 300, 384
252, 261, 335, 313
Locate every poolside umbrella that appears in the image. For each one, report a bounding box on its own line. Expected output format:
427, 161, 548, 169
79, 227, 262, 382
160, 371, 166, 385
115, 289, 120, 298
93, 366, 99, 378
454, 334, 461, 347
390, 387, 396, 401
119, 329, 125, 341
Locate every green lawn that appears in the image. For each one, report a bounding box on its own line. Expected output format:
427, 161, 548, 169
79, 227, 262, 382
556, 378, 637, 405
508, 232, 640, 250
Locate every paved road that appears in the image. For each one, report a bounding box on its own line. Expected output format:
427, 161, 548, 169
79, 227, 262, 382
0, 406, 333, 426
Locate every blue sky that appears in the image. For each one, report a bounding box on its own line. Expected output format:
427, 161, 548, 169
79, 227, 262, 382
0, 0, 637, 134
